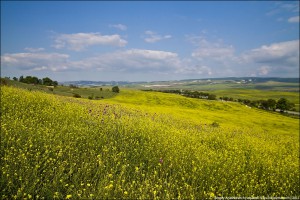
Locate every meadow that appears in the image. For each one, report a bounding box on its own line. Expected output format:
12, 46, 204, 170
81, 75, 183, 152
1, 86, 299, 199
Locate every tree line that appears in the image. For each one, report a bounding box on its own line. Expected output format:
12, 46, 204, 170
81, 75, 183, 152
13, 76, 58, 86
220, 96, 295, 112
156, 89, 217, 100
145, 89, 295, 112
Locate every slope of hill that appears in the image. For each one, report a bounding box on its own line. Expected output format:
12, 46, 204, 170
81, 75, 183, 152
1, 86, 299, 199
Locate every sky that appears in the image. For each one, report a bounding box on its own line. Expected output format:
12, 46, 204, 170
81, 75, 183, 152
1, 1, 299, 82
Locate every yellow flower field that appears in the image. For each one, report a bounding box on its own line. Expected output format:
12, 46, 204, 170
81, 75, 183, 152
1, 86, 299, 199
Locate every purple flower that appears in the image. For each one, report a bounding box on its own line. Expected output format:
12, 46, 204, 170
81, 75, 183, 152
159, 158, 163, 164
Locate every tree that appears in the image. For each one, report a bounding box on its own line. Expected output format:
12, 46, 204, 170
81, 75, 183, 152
112, 86, 120, 93
13, 77, 18, 81
208, 94, 216, 100
276, 98, 294, 112
19, 75, 24, 82
0, 78, 7, 85
42, 77, 53, 86
260, 100, 269, 110
267, 99, 277, 111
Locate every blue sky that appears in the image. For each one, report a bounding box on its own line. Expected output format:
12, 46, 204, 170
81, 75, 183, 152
1, 1, 299, 82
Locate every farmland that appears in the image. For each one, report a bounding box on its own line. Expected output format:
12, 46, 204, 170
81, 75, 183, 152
1, 85, 299, 199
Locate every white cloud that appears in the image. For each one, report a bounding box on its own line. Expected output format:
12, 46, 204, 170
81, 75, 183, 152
1, 49, 183, 74
109, 24, 127, 31
242, 40, 299, 67
175, 64, 212, 75
288, 16, 300, 23
258, 65, 271, 75
70, 49, 181, 73
53, 32, 127, 51
1, 52, 70, 72
24, 47, 45, 52
267, 2, 299, 24
188, 35, 236, 62
241, 40, 299, 77
144, 31, 172, 43
267, 2, 299, 16
192, 45, 235, 61
70, 49, 215, 76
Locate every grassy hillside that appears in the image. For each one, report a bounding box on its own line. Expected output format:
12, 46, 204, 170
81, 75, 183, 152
1, 86, 299, 199
103, 89, 299, 132
4, 79, 117, 99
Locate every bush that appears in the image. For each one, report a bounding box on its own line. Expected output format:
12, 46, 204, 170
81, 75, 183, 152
112, 86, 120, 93
208, 94, 217, 100
211, 121, 220, 127
73, 93, 81, 98
88, 93, 94, 100
0, 78, 7, 85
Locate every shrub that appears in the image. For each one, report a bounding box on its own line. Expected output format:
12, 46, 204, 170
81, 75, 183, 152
0, 78, 7, 85
112, 86, 120, 93
73, 93, 81, 98
211, 121, 220, 127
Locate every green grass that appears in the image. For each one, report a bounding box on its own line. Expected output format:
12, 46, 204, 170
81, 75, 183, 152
1, 86, 299, 199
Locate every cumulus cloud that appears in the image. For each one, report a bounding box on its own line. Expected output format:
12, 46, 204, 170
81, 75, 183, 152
144, 31, 172, 43
70, 49, 181, 73
288, 16, 300, 23
258, 65, 271, 75
241, 40, 299, 77
109, 24, 127, 31
175, 64, 212, 75
1, 52, 70, 72
1, 49, 183, 74
192, 45, 235, 61
53, 32, 127, 51
242, 40, 299, 67
266, 2, 299, 24
187, 35, 236, 62
69, 49, 215, 76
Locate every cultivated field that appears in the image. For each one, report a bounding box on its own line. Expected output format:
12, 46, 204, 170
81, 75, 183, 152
1, 85, 299, 199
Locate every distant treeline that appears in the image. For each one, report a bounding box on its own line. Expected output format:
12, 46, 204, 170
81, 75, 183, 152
12, 76, 58, 86
143, 89, 296, 112
159, 89, 217, 100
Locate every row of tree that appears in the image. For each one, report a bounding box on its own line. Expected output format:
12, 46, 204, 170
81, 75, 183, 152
13, 76, 58, 86
150, 89, 295, 112
221, 96, 295, 112
159, 90, 217, 100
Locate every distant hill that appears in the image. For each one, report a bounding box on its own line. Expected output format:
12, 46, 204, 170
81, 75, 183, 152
62, 77, 299, 87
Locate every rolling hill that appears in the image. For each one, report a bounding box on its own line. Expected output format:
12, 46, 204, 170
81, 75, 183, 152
1, 85, 299, 199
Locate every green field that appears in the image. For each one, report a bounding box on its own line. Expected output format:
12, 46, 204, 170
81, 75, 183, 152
133, 80, 300, 112
208, 89, 300, 112
1, 85, 299, 199
4, 79, 117, 99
